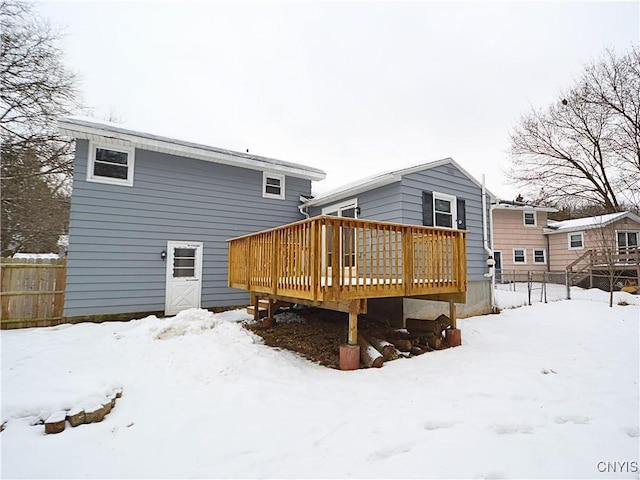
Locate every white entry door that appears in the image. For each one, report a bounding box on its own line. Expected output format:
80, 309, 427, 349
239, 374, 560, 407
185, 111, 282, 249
165, 241, 203, 315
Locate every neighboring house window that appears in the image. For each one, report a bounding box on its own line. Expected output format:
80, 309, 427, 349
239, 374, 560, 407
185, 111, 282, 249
513, 248, 526, 264
568, 232, 584, 250
263, 173, 285, 199
617, 231, 639, 260
523, 211, 537, 226
616, 231, 639, 252
87, 143, 135, 186
533, 248, 546, 264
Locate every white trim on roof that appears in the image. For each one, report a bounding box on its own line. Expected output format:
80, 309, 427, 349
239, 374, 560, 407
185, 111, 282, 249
543, 212, 640, 235
58, 117, 326, 182
303, 158, 493, 208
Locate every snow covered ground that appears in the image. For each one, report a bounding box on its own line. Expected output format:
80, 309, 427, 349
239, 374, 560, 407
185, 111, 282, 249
1, 288, 638, 479
495, 281, 640, 309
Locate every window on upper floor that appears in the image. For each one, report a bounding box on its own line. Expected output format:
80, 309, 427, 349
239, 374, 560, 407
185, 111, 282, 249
87, 143, 135, 186
568, 232, 584, 250
513, 248, 526, 264
263, 172, 285, 200
533, 248, 546, 264
523, 211, 537, 226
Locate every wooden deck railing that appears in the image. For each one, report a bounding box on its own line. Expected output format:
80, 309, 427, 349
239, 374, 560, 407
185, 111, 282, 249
228, 215, 467, 304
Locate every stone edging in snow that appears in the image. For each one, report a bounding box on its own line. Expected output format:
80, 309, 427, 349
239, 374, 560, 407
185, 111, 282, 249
44, 388, 123, 435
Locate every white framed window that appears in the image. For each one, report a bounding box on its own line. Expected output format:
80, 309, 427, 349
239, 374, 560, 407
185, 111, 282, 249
617, 230, 639, 260
568, 232, 584, 250
322, 198, 358, 218
523, 211, 537, 227
433, 192, 456, 229
321, 199, 358, 271
87, 142, 135, 186
513, 248, 526, 264
263, 172, 285, 200
533, 248, 547, 264
616, 231, 639, 251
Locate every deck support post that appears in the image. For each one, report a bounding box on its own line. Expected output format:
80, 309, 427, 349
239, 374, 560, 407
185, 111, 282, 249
446, 300, 461, 347
340, 299, 363, 371
251, 293, 260, 322
449, 300, 457, 329
348, 300, 359, 346
263, 298, 276, 328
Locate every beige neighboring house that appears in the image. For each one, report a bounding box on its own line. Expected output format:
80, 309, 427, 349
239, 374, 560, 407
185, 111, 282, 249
543, 211, 640, 271
492, 204, 640, 286
491, 201, 558, 277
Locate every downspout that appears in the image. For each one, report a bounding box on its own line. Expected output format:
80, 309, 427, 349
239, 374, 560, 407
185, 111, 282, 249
482, 174, 495, 311
546, 230, 551, 272
298, 196, 310, 219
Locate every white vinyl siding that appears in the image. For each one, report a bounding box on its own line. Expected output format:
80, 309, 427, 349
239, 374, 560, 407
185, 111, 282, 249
87, 142, 135, 186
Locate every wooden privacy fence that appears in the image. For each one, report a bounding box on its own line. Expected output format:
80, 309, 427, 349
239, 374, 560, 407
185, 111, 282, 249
0, 258, 67, 329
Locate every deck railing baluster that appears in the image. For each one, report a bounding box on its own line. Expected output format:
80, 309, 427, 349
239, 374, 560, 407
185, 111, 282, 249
228, 215, 466, 302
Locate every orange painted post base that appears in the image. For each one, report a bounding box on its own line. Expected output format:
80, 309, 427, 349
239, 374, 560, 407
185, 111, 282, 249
339, 345, 360, 370
263, 317, 275, 328
446, 328, 462, 347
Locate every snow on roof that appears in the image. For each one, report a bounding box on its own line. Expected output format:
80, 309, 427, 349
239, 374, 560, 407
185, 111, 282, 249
58, 117, 326, 182
543, 211, 640, 234
492, 200, 558, 213
57, 235, 69, 247
303, 157, 493, 207
13, 253, 59, 259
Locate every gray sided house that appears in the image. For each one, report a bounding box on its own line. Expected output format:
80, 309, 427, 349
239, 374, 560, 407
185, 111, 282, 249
59, 118, 325, 319
302, 158, 494, 322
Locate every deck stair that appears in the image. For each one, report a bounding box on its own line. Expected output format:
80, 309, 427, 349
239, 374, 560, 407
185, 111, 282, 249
566, 247, 640, 290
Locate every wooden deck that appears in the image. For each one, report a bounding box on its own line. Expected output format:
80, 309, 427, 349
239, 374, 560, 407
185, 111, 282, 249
228, 215, 467, 346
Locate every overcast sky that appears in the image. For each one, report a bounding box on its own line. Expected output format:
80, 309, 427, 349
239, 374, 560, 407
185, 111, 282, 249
38, 0, 638, 199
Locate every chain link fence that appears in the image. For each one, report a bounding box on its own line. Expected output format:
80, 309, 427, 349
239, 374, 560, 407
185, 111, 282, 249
496, 270, 569, 305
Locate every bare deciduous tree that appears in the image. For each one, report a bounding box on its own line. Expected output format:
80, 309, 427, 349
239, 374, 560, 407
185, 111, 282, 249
581, 48, 640, 206
0, 0, 79, 255
508, 47, 640, 213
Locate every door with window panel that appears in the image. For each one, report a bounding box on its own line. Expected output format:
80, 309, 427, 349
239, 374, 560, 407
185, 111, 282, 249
165, 241, 203, 315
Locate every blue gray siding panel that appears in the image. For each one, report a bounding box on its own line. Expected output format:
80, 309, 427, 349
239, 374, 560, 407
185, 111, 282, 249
308, 163, 490, 283
308, 183, 403, 221
400, 165, 488, 281
64, 139, 311, 317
